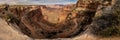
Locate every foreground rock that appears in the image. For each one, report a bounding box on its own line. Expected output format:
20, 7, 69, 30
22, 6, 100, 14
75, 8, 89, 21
0, 19, 32, 40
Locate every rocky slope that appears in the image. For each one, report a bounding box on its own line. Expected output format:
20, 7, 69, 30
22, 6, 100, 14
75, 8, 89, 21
0, 18, 31, 40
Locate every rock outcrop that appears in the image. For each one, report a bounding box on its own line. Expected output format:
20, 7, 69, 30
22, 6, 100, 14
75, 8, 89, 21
86, 0, 120, 37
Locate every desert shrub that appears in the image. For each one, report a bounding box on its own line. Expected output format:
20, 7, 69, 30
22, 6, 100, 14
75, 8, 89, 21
90, 4, 120, 37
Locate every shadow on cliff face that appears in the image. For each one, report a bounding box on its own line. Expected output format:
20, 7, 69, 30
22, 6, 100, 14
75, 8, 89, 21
0, 0, 120, 39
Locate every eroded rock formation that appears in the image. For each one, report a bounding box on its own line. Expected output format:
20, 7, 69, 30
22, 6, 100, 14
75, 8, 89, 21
0, 0, 120, 39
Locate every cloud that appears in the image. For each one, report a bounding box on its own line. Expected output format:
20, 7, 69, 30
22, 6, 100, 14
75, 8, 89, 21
0, 0, 77, 5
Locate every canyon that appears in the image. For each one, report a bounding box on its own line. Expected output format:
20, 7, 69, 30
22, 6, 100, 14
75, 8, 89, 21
0, 0, 120, 40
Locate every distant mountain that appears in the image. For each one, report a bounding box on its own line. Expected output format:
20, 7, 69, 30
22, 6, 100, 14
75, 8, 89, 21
0, 0, 77, 5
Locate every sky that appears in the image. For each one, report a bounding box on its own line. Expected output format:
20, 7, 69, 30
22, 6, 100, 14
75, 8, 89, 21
0, 0, 78, 5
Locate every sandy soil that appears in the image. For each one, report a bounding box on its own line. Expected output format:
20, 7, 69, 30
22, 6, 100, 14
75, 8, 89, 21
0, 18, 32, 40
